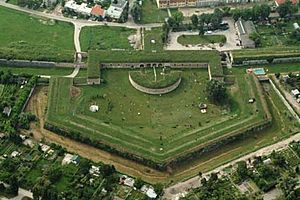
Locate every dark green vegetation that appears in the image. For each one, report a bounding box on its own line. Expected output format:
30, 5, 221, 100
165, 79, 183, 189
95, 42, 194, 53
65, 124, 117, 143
0, 6, 74, 62
45, 67, 270, 169
87, 50, 223, 78
129, 68, 181, 89
0, 135, 149, 199
256, 19, 300, 48
178, 35, 226, 45
80, 26, 136, 51
184, 140, 300, 200
0, 71, 37, 134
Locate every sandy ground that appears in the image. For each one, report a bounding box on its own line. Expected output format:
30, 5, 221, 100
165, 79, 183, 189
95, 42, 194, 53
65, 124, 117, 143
24, 86, 168, 183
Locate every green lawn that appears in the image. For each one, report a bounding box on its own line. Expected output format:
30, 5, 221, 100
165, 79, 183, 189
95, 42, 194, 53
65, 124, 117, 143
140, 0, 169, 24
178, 35, 227, 46
0, 6, 74, 62
80, 26, 136, 51
144, 27, 164, 51
46, 68, 268, 164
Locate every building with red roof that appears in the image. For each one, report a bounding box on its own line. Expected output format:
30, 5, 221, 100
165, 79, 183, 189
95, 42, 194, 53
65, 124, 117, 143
275, 0, 299, 6
91, 5, 105, 18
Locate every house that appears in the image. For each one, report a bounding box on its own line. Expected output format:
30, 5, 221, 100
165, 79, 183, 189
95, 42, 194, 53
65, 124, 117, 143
91, 5, 105, 18
275, 0, 299, 7
120, 175, 135, 187
71, 155, 80, 164
89, 165, 101, 176
106, 0, 128, 20
141, 185, 157, 199
263, 158, 272, 165
156, 0, 265, 8
62, 153, 74, 165
0, 133, 5, 139
235, 19, 256, 48
90, 105, 99, 112
3, 107, 12, 117
23, 139, 34, 148
39, 143, 51, 153
64, 0, 92, 16
291, 89, 300, 97
11, 151, 20, 158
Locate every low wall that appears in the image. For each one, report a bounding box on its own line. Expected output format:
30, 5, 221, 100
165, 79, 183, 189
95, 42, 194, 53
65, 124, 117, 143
87, 78, 101, 85
0, 59, 75, 68
101, 62, 209, 69
129, 74, 182, 95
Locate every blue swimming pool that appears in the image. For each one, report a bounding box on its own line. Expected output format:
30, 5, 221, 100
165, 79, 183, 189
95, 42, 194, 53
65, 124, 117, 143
253, 68, 266, 75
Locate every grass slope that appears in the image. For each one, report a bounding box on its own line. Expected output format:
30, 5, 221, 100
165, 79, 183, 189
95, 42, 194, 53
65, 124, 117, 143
140, 0, 169, 24
0, 6, 74, 62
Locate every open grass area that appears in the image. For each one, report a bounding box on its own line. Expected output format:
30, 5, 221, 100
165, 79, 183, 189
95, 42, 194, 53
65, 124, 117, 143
178, 35, 226, 46
80, 26, 136, 51
144, 27, 164, 52
0, 6, 74, 62
46, 68, 268, 165
140, 0, 169, 24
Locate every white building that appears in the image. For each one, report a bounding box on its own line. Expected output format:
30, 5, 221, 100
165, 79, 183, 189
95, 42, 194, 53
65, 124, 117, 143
106, 0, 128, 20
64, 0, 92, 16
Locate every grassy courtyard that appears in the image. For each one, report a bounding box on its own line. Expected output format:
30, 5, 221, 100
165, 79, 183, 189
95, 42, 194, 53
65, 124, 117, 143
144, 27, 164, 52
0, 6, 74, 62
140, 0, 169, 24
178, 35, 227, 46
80, 26, 136, 51
46, 67, 268, 164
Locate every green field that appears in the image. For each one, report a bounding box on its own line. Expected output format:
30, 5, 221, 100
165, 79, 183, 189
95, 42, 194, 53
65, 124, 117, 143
80, 26, 136, 51
46, 67, 269, 165
144, 27, 164, 51
178, 35, 227, 46
140, 0, 169, 24
0, 6, 74, 62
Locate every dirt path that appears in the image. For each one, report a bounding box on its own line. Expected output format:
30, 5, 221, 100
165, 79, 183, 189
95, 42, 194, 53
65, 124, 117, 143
24, 86, 168, 183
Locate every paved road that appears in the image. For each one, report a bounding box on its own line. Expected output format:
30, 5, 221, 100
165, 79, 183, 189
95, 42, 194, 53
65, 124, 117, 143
0, 1, 162, 29
163, 132, 300, 200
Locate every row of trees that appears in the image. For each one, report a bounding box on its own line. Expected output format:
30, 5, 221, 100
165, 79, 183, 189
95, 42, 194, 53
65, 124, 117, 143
191, 8, 223, 32
232, 4, 271, 22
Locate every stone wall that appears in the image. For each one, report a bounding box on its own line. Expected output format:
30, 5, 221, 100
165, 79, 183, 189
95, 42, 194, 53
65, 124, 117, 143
0, 59, 75, 68
129, 74, 182, 95
101, 62, 208, 69
87, 78, 101, 85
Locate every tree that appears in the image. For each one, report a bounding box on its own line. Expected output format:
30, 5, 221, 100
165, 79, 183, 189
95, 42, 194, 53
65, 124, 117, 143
236, 161, 249, 182
191, 14, 198, 28
131, 1, 142, 22
277, 1, 298, 18
260, 4, 271, 19
154, 183, 164, 196
101, 164, 116, 177
278, 175, 299, 200
79, 159, 91, 175
172, 11, 184, 27
46, 166, 63, 183
249, 32, 262, 47
7, 175, 19, 196
206, 80, 228, 105
134, 177, 144, 189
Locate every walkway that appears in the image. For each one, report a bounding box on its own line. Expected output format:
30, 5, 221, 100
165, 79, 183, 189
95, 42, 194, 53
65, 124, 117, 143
163, 132, 300, 200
